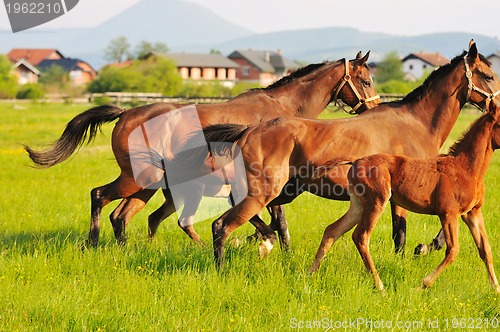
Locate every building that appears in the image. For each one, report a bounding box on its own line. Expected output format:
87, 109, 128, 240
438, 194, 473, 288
37, 58, 97, 86
145, 52, 239, 87
487, 52, 500, 79
228, 49, 300, 86
11, 58, 40, 85
7, 48, 64, 66
402, 52, 449, 81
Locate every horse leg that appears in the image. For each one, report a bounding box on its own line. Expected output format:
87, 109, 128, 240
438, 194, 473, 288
422, 214, 459, 289
414, 228, 446, 257
351, 198, 388, 291
267, 205, 290, 251
213, 196, 269, 269
462, 208, 500, 293
177, 187, 204, 245
148, 188, 177, 238
391, 203, 407, 254
88, 176, 141, 247
309, 195, 363, 273
109, 189, 157, 244
248, 214, 277, 258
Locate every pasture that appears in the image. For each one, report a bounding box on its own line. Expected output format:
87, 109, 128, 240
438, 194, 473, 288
0, 102, 499, 331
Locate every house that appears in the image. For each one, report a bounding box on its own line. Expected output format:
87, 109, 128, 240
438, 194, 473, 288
7, 48, 64, 66
402, 52, 449, 81
11, 58, 40, 85
144, 52, 239, 87
37, 58, 97, 86
487, 52, 500, 79
228, 49, 300, 86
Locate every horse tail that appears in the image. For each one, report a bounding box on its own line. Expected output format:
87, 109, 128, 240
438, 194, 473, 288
25, 105, 126, 168
202, 123, 250, 156
312, 158, 355, 179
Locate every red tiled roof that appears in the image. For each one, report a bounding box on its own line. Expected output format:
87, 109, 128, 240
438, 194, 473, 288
403, 52, 449, 67
7, 48, 63, 66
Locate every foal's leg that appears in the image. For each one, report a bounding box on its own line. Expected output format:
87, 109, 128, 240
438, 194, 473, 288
462, 208, 500, 293
422, 214, 460, 288
391, 203, 407, 254
88, 175, 142, 247
309, 195, 363, 273
352, 199, 388, 291
110, 189, 157, 244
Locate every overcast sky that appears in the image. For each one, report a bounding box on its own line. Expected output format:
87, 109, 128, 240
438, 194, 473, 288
1, 0, 499, 38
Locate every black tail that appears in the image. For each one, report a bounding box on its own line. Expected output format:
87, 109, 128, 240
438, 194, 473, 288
202, 123, 250, 156
24, 105, 126, 168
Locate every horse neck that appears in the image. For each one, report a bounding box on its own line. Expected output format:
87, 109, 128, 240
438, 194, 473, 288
266, 62, 342, 118
408, 67, 467, 147
453, 115, 495, 181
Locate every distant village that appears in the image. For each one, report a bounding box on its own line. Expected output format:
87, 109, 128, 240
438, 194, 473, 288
5, 47, 500, 95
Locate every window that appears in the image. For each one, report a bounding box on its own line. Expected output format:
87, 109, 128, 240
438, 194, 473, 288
409, 65, 413, 70
242, 66, 250, 76
423, 64, 427, 69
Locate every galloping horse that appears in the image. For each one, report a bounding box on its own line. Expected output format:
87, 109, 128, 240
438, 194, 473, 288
25, 53, 379, 247
195, 41, 500, 268
310, 100, 500, 292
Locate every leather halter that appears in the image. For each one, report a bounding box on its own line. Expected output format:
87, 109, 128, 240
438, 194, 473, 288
333, 58, 380, 114
464, 56, 500, 111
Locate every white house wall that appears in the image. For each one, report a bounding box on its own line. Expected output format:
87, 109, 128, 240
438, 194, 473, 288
402, 59, 434, 80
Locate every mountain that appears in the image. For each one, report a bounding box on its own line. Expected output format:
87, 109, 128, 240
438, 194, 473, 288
204, 28, 500, 63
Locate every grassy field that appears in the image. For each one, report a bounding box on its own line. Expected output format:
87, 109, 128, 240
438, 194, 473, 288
0, 102, 499, 331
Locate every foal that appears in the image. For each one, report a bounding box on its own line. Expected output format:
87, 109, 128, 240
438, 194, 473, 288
310, 101, 500, 292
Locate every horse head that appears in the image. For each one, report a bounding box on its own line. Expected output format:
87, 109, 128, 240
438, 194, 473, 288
464, 40, 500, 110
333, 51, 380, 114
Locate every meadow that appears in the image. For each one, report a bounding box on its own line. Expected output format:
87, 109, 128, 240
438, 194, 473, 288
0, 102, 499, 331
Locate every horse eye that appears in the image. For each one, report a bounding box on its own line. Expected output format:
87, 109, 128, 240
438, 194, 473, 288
485, 75, 494, 82
362, 80, 371, 87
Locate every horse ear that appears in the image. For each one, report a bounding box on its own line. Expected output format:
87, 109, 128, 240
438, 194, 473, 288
356, 51, 363, 60
467, 39, 478, 61
359, 51, 370, 65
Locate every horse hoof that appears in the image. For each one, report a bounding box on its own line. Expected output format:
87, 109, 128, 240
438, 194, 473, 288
414, 243, 429, 257
258, 239, 274, 258
228, 238, 241, 248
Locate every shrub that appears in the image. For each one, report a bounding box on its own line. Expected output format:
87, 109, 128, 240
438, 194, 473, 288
16, 83, 45, 100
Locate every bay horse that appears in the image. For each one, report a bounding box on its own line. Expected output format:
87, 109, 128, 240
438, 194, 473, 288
25, 53, 379, 247
194, 41, 500, 268
309, 99, 500, 292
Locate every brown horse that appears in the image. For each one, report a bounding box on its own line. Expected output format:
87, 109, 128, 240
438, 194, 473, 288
310, 99, 500, 292
194, 41, 500, 268
25, 53, 379, 247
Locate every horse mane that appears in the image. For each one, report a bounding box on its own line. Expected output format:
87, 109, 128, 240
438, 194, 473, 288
257, 61, 334, 90
447, 112, 492, 156
398, 51, 491, 104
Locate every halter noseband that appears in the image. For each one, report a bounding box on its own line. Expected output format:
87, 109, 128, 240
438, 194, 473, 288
464, 56, 500, 111
333, 58, 380, 114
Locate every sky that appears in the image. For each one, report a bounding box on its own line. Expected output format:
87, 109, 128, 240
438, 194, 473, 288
0, 0, 499, 38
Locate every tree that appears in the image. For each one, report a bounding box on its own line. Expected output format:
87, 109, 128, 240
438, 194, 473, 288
104, 36, 131, 63
135, 40, 169, 59
0, 54, 18, 99
39, 64, 69, 89
88, 56, 182, 95
375, 51, 405, 84
210, 49, 222, 55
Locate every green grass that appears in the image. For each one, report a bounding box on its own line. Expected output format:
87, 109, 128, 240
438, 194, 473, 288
0, 103, 499, 331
